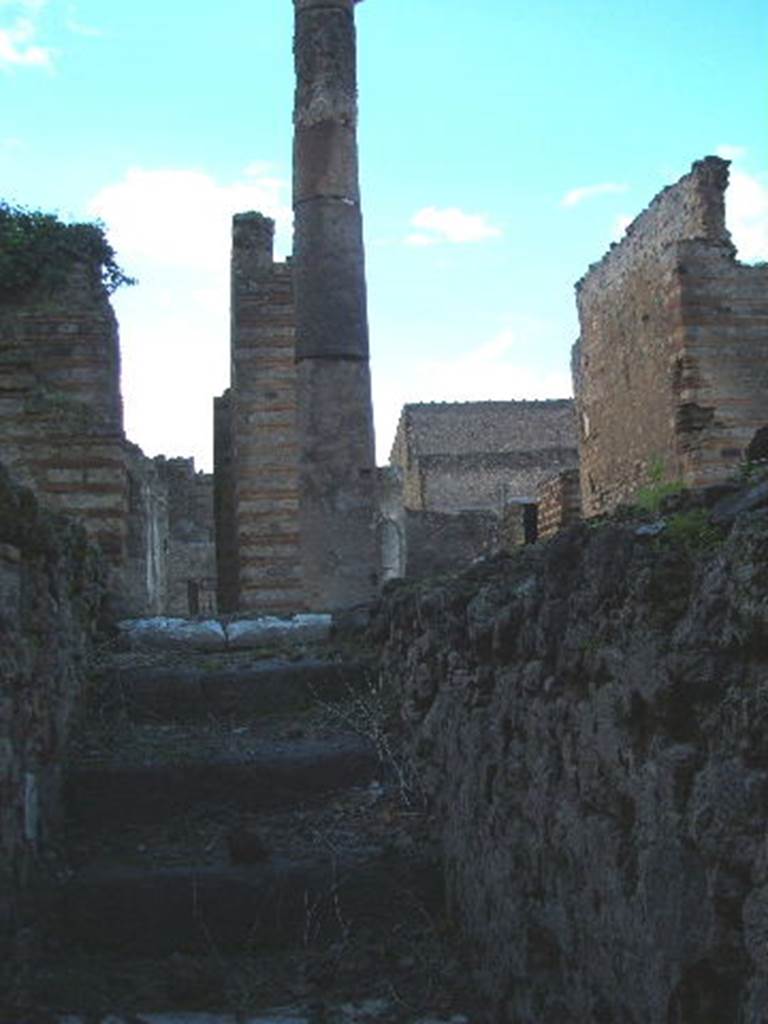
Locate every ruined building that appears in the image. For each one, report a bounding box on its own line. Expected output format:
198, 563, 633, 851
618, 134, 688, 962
0, 219, 215, 618
215, 0, 378, 614
383, 400, 580, 576
573, 156, 768, 518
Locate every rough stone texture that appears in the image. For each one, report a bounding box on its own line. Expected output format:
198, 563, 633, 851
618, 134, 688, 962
296, 358, 378, 608
293, 0, 378, 611
574, 156, 768, 517
121, 444, 169, 617
498, 501, 538, 550
155, 457, 216, 616
404, 509, 498, 579
537, 468, 582, 540
0, 462, 103, 950
219, 214, 303, 614
390, 401, 579, 513
0, 259, 128, 587
377, 466, 405, 582
375, 492, 768, 1023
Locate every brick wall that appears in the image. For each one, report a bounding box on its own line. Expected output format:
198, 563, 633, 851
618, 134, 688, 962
574, 156, 768, 517
0, 261, 129, 587
537, 468, 582, 540
223, 213, 304, 613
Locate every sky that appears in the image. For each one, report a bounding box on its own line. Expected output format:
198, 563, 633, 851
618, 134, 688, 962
1, 0, 767, 470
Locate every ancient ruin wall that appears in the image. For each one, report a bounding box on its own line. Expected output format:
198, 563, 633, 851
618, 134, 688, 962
213, 390, 238, 612
0, 463, 104, 950
0, 260, 129, 578
376, 496, 768, 1022
419, 449, 579, 514
537, 468, 582, 540
155, 457, 216, 616
225, 214, 303, 613
123, 445, 169, 617
391, 401, 579, 513
675, 241, 768, 486
574, 156, 768, 516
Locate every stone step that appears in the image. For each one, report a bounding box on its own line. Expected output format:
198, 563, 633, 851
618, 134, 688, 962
101, 659, 371, 722
46, 851, 443, 955
64, 733, 380, 826
55, 1009, 469, 1023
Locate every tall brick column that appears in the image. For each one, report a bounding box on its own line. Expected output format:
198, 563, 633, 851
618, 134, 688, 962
292, 0, 378, 610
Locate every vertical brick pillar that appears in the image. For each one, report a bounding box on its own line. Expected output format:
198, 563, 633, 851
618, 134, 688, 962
229, 214, 303, 613
292, 0, 378, 611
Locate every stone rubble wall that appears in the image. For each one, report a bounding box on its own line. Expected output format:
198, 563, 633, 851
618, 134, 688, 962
390, 401, 579, 514
403, 509, 498, 579
154, 456, 216, 616
0, 462, 104, 950
375, 495, 768, 1023
574, 156, 768, 517
537, 468, 582, 540
419, 448, 578, 514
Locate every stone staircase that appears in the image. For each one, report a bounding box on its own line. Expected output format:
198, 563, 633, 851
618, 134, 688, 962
5, 632, 475, 1023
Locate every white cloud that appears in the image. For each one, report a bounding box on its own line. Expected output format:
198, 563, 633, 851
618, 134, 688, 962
373, 327, 573, 462
561, 182, 629, 208
406, 206, 502, 246
88, 165, 291, 271
727, 167, 768, 262
611, 213, 632, 242
88, 164, 292, 470
0, 1, 52, 69
716, 144, 747, 161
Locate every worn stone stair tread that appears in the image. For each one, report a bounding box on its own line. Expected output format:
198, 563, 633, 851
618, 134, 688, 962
64, 734, 380, 824
48, 852, 444, 954
101, 659, 372, 722
56, 1008, 469, 1023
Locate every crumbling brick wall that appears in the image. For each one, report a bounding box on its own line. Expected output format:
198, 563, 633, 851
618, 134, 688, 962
0, 258, 128, 577
215, 214, 303, 614
0, 463, 104, 950
573, 156, 768, 517
537, 468, 582, 540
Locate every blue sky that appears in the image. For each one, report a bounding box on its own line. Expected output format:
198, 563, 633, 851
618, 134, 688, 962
2, 0, 767, 468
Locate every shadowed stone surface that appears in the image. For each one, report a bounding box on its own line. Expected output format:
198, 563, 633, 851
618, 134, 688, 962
376, 485, 768, 1023
64, 735, 379, 824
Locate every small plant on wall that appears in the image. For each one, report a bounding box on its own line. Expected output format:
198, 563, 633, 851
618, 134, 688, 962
0, 201, 135, 299
634, 456, 684, 515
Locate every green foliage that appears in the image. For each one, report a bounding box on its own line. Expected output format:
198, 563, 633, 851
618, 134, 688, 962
662, 508, 724, 554
634, 456, 684, 515
0, 201, 135, 298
